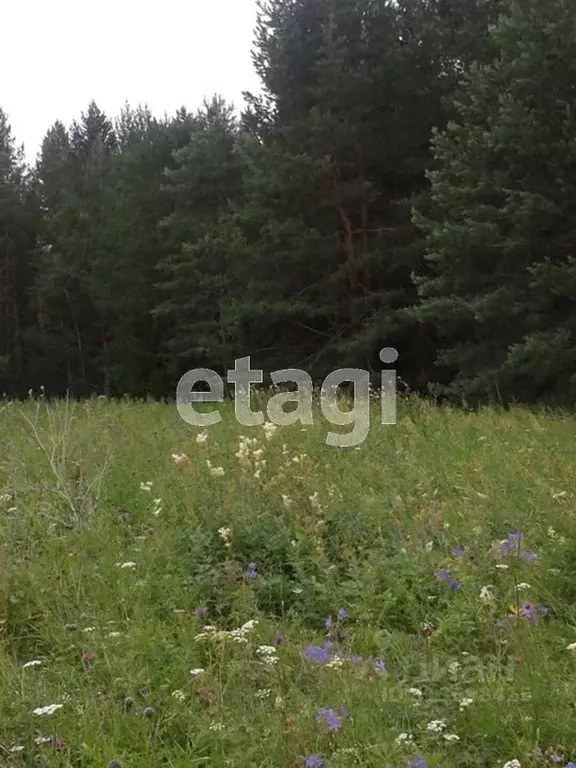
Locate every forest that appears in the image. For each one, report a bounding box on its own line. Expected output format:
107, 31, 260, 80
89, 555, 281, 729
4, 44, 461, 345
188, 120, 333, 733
1, 0, 575, 405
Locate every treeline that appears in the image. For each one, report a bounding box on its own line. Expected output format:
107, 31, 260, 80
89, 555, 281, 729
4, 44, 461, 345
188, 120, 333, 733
1, 0, 575, 405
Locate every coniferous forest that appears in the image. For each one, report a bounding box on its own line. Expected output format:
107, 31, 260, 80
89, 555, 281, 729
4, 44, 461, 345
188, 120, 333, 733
1, 0, 576, 405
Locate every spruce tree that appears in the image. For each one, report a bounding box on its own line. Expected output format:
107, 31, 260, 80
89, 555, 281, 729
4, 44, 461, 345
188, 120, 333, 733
0, 109, 39, 393
414, 0, 576, 404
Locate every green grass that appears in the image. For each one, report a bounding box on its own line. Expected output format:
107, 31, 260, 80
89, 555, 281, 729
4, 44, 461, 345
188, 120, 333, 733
0, 396, 575, 767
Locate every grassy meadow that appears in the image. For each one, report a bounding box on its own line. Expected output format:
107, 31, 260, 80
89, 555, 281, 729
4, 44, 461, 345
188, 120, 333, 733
0, 396, 576, 767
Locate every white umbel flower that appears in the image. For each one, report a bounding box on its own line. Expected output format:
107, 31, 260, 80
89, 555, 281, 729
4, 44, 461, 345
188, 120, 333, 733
33, 704, 63, 716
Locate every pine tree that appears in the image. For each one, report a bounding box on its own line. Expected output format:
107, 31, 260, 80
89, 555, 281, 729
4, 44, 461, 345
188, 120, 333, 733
0, 109, 39, 393
232, 0, 504, 383
34, 103, 118, 394
414, 0, 576, 404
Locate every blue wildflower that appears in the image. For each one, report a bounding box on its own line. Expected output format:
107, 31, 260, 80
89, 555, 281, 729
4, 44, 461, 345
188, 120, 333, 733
452, 545, 465, 557
324, 615, 333, 630
438, 569, 460, 590
246, 562, 258, 578
375, 658, 387, 674
316, 707, 343, 731
437, 568, 451, 583
498, 531, 524, 555
337, 607, 349, 621
409, 757, 428, 768
305, 757, 325, 768
303, 641, 332, 664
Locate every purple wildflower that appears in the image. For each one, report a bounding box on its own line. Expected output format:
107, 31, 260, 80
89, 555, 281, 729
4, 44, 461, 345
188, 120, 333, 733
324, 615, 333, 630
497, 531, 524, 555
520, 550, 538, 565
352, 654, 363, 665
374, 658, 387, 674
564, 764, 576, 768
303, 641, 332, 664
305, 757, 325, 768
538, 605, 549, 616
337, 607, 349, 621
452, 545, 465, 557
409, 757, 428, 768
193, 606, 207, 618
316, 707, 343, 731
438, 569, 460, 590
520, 601, 537, 624
246, 562, 258, 578
437, 568, 451, 583
272, 633, 284, 646
551, 756, 562, 765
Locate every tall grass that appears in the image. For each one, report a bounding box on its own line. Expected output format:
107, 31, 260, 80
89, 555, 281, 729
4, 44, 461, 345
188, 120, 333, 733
0, 396, 575, 767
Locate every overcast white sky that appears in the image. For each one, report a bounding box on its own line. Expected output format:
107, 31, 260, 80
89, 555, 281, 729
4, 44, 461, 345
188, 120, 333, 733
2, 0, 262, 163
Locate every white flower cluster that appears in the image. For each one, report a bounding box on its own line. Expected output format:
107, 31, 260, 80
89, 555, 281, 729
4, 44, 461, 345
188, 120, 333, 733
256, 645, 278, 665
479, 585, 495, 604
426, 719, 447, 733
447, 661, 461, 676
172, 689, 186, 701
281, 443, 308, 469
171, 453, 189, 467
33, 703, 63, 716
218, 526, 232, 549
206, 459, 225, 477
236, 435, 266, 479
194, 619, 259, 644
